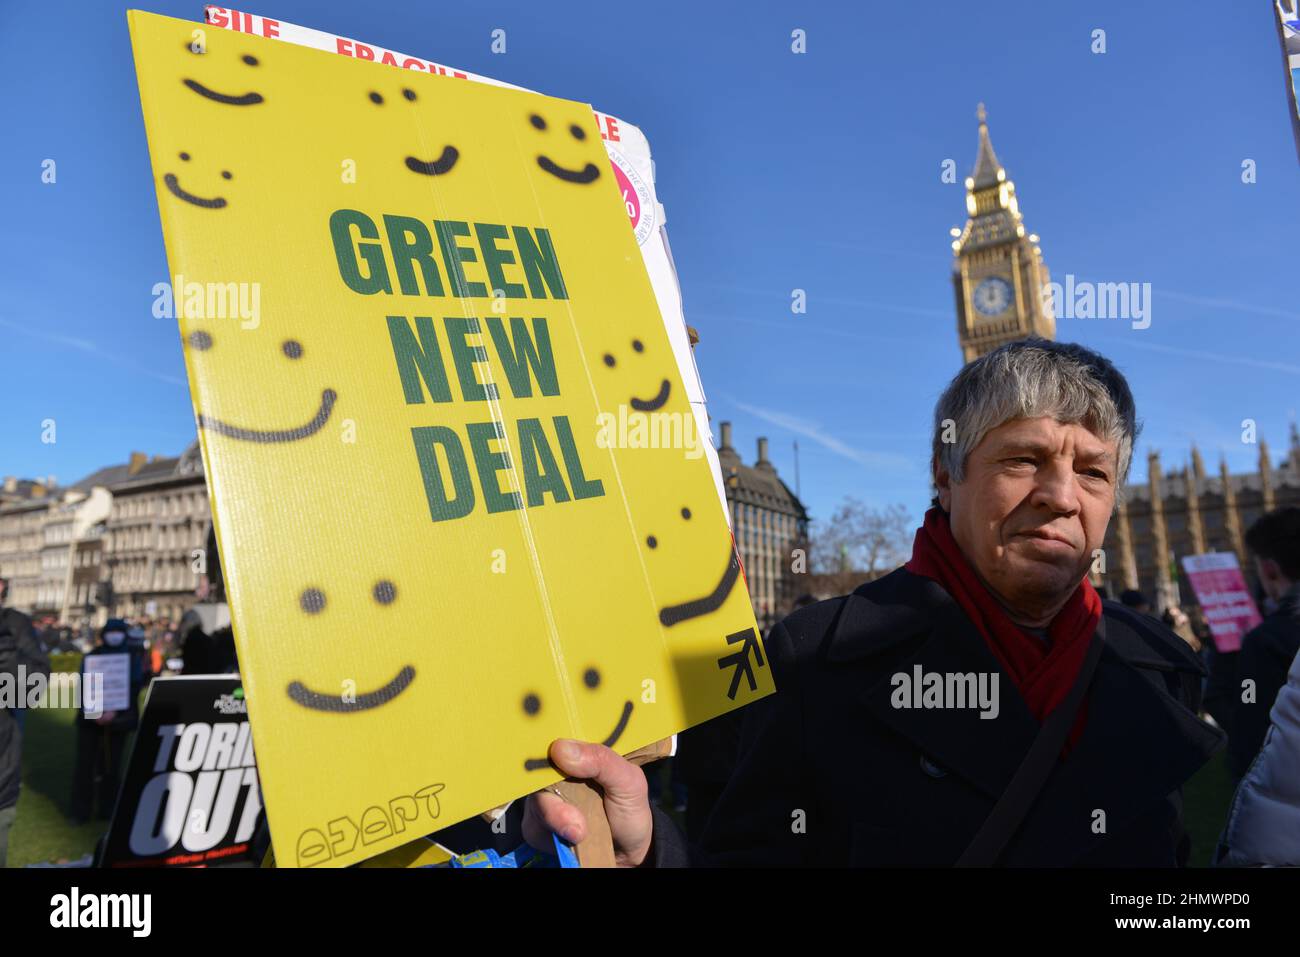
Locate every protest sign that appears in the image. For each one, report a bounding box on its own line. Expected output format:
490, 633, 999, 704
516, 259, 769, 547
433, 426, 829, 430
1180, 552, 1263, 654
128, 9, 770, 867
201, 5, 728, 514
83, 652, 130, 713
100, 675, 263, 867
1277, 0, 1300, 163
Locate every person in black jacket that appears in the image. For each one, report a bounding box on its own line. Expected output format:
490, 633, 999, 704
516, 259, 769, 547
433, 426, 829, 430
69, 619, 146, 824
0, 576, 50, 867
520, 339, 1224, 867
1220, 507, 1300, 781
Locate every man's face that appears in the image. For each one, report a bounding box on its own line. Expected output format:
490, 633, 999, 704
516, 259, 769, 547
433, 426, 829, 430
937, 416, 1118, 619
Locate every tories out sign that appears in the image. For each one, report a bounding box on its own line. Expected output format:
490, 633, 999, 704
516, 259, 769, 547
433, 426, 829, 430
128, 10, 769, 867
101, 676, 263, 867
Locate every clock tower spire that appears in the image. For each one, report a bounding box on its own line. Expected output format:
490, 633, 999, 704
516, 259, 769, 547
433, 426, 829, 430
951, 104, 1055, 363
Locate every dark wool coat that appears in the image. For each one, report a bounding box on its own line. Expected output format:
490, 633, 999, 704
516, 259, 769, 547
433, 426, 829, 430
651, 567, 1224, 867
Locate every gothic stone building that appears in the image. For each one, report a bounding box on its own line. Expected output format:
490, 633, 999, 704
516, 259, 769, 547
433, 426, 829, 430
1097, 431, 1300, 612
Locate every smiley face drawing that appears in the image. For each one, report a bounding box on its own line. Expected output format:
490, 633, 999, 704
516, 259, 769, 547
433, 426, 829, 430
185, 329, 338, 443
602, 337, 671, 412
521, 666, 633, 771
285, 578, 415, 712
642, 504, 744, 627
365, 85, 460, 176
164, 151, 234, 209
181, 40, 266, 105
529, 111, 601, 184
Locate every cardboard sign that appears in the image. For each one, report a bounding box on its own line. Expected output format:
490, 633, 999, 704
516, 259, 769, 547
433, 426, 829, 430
83, 653, 131, 713
100, 675, 263, 867
1277, 0, 1300, 164
1180, 553, 1263, 653
200, 5, 728, 515
128, 10, 770, 867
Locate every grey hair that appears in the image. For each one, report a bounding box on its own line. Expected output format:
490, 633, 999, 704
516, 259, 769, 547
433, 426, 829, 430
930, 338, 1140, 510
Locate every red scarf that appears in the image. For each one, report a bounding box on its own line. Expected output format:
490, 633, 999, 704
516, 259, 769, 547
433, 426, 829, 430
904, 507, 1101, 751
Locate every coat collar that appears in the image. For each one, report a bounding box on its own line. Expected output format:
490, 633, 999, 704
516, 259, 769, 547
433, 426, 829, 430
832, 568, 1222, 863
826, 567, 1208, 676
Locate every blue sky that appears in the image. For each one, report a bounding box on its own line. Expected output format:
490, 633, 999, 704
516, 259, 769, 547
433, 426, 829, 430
2, 0, 1297, 530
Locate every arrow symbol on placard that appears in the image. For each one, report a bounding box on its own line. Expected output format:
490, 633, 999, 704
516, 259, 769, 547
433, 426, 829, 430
717, 628, 765, 700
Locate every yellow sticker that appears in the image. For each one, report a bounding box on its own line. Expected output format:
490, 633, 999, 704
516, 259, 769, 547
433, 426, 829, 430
127, 10, 772, 867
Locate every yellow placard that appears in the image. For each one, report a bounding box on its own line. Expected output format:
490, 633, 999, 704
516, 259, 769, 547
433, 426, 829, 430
127, 10, 772, 867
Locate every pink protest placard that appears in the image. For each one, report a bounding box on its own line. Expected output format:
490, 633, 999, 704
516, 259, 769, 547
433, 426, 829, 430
1180, 553, 1263, 653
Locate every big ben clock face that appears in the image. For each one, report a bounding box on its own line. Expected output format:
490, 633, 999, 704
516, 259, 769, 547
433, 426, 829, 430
973, 276, 1014, 316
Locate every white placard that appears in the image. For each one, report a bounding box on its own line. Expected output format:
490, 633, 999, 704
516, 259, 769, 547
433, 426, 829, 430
84, 652, 131, 713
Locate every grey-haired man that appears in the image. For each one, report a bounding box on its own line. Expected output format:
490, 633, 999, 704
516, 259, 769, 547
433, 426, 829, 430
523, 339, 1223, 867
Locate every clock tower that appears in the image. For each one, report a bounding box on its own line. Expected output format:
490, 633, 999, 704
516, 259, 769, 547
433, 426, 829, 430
951, 104, 1055, 363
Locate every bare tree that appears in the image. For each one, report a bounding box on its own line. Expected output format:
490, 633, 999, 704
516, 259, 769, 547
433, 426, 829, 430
810, 498, 913, 587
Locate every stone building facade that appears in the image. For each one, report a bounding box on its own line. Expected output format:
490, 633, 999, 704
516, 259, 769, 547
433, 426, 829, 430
102, 443, 210, 623
0, 480, 111, 622
69, 531, 108, 630
1097, 430, 1300, 612
0, 495, 51, 614
1, 443, 212, 626
716, 422, 809, 632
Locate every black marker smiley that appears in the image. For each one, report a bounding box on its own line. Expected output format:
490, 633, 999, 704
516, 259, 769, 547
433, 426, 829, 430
164, 151, 233, 209
370, 86, 461, 176
405, 150, 460, 176
187, 329, 338, 442
197, 389, 337, 443
659, 548, 743, 627
650, 506, 742, 626
288, 666, 415, 713
522, 667, 633, 770
530, 112, 601, 184
602, 338, 671, 412
182, 44, 265, 106
287, 580, 415, 713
